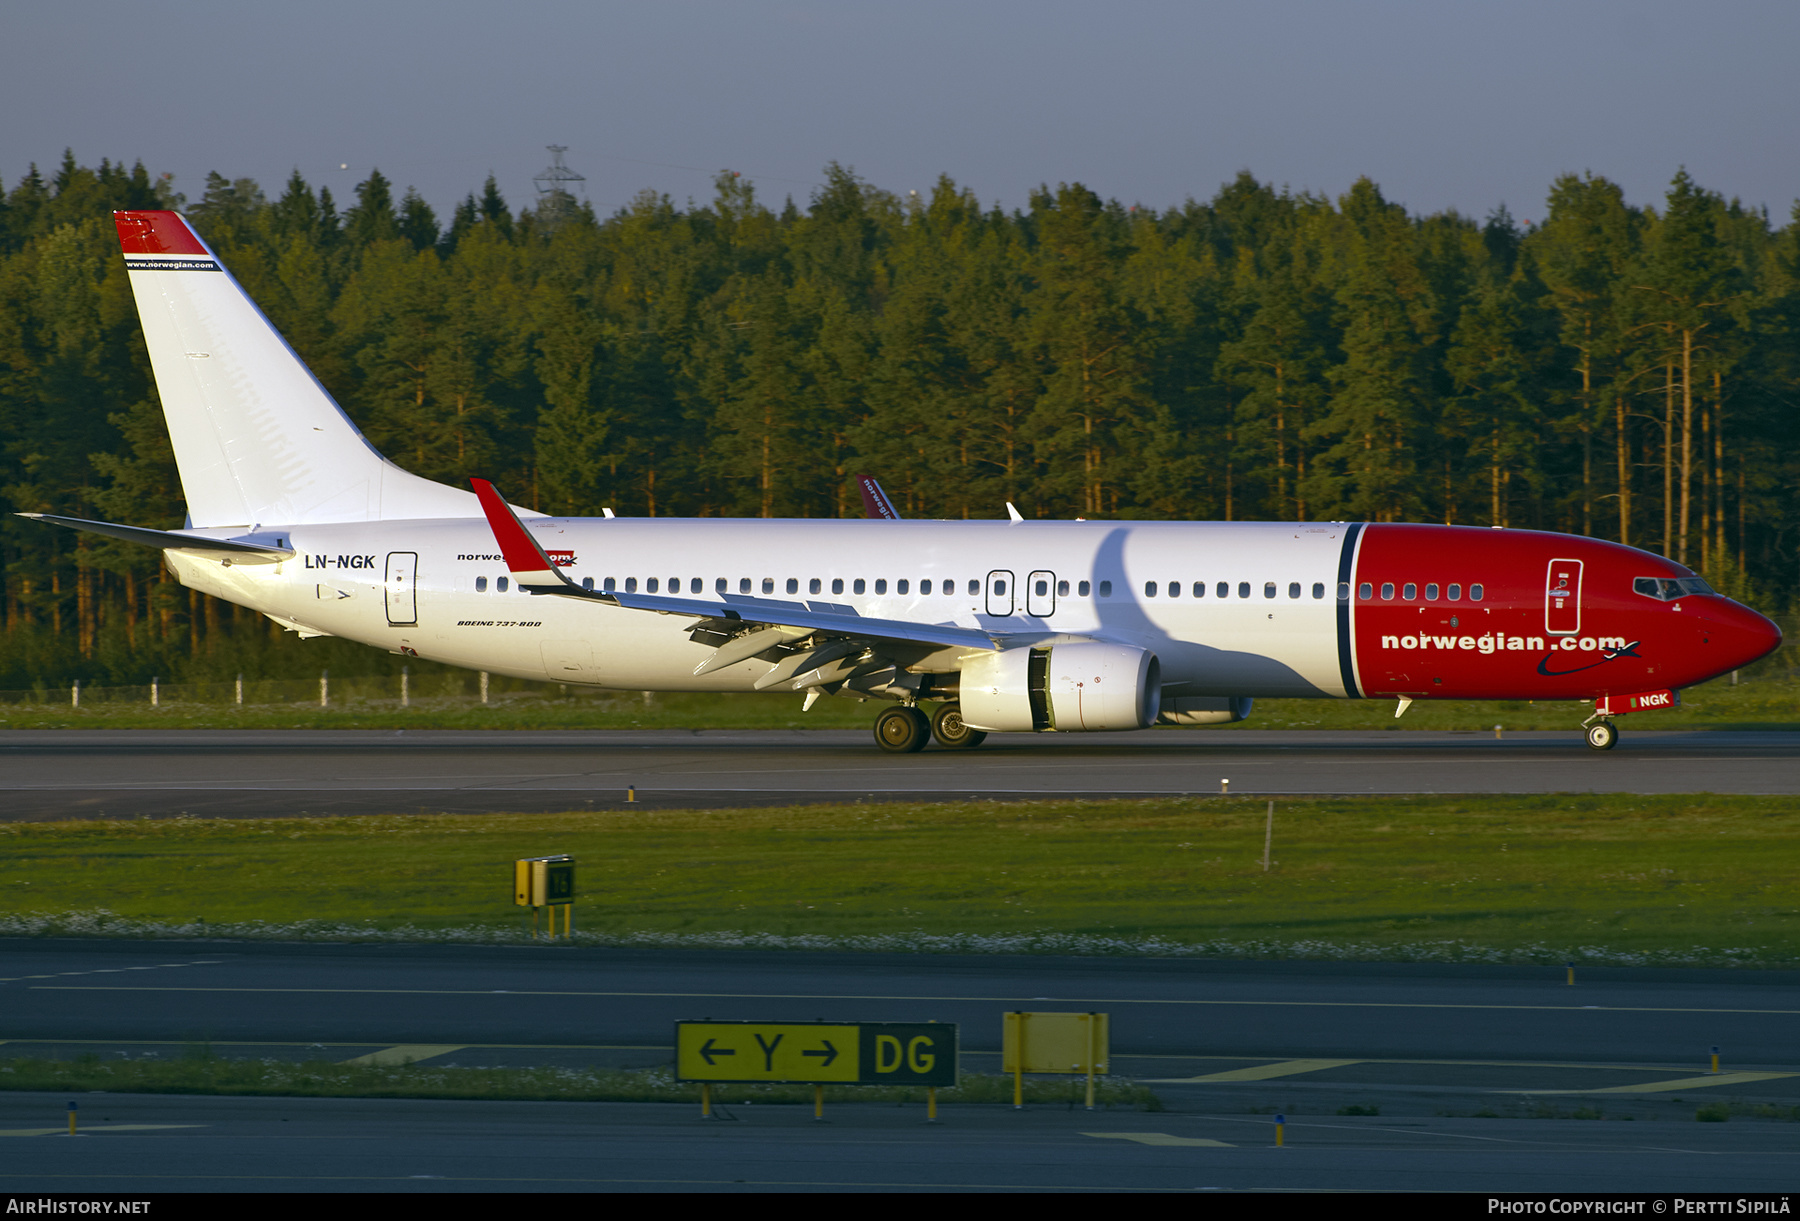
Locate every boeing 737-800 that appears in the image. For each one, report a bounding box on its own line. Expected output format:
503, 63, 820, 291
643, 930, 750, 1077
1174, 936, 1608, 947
19, 211, 1782, 752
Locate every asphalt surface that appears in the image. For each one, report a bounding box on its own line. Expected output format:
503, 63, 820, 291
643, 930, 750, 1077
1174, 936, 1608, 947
3, 728, 1799, 819
4, 1092, 1795, 1194
4, 940, 1797, 1080
2, 940, 1798, 1193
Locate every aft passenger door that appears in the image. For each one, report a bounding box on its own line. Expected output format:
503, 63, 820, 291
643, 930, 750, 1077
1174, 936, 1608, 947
1545, 558, 1582, 636
385, 551, 418, 626
985, 570, 1015, 616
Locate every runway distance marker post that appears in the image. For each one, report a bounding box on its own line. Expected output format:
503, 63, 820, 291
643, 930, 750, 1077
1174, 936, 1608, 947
675, 1020, 958, 1119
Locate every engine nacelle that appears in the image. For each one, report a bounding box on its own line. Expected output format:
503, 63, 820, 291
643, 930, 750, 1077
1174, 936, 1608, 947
1158, 696, 1254, 726
959, 642, 1161, 733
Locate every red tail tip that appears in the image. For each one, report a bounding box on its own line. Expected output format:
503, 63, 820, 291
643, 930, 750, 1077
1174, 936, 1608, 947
113, 211, 208, 256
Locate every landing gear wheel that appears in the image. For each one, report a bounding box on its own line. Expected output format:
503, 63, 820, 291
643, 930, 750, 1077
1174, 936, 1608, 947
930, 703, 987, 750
1586, 721, 1619, 751
874, 705, 930, 754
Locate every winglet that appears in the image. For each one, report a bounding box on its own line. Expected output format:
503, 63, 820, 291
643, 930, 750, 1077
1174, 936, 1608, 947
1006, 502, 1024, 523
856, 476, 901, 520
470, 479, 574, 591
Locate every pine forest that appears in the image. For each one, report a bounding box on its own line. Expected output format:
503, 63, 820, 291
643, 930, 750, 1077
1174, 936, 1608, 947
1, 152, 1796, 689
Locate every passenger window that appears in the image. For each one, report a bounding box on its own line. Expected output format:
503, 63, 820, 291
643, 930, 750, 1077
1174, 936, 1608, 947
897, 579, 910, 595
1471, 584, 1485, 601
497, 577, 509, 592
1264, 582, 1276, 599
740, 578, 751, 593
1058, 580, 1070, 596
968, 579, 980, 595
1238, 582, 1251, 599
1358, 582, 1372, 600
992, 580, 1004, 595
1425, 583, 1439, 600
1193, 582, 1205, 598
875, 579, 887, 594
476, 576, 488, 592
1288, 582, 1301, 599
1313, 582, 1326, 599
1145, 581, 1158, 598
1380, 583, 1394, 600
1217, 582, 1229, 598
604, 577, 616, 592
786, 578, 799, 594
1099, 581, 1113, 597
922, 579, 934, 595
831, 578, 844, 595
647, 578, 659, 593
762, 578, 773, 594
1402, 583, 1417, 600
690, 578, 702, 594
1078, 580, 1091, 597
625, 577, 637, 593
582, 577, 594, 591
1447, 583, 1461, 600
809, 578, 822, 594
716, 577, 727, 593
1337, 582, 1349, 601
854, 578, 866, 594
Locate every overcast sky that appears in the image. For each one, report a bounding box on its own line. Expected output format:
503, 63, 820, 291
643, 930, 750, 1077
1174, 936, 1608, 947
6, 0, 1797, 224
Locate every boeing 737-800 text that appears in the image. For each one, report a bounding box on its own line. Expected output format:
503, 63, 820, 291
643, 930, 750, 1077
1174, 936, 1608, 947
19, 212, 1782, 752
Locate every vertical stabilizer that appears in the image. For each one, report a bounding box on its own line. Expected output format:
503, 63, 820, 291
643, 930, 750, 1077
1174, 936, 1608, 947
114, 211, 485, 526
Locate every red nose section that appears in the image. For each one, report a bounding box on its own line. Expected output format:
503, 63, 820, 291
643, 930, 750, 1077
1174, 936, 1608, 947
1711, 599, 1782, 672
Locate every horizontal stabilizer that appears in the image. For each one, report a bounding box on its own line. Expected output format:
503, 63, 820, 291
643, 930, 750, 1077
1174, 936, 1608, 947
17, 512, 294, 560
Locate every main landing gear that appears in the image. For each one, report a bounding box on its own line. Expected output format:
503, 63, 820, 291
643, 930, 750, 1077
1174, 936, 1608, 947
872, 703, 987, 754
1584, 719, 1619, 751
930, 702, 987, 750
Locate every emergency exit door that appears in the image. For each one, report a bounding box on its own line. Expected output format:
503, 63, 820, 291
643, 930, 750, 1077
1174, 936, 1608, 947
985, 570, 1015, 616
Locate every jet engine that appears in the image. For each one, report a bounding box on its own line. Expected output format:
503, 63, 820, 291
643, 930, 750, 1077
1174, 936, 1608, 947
959, 642, 1161, 733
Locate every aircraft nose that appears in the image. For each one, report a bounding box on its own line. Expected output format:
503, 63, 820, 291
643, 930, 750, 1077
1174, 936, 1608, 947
1708, 599, 1782, 670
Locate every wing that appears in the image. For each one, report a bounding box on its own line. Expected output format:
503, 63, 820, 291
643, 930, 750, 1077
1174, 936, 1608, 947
471, 480, 1001, 692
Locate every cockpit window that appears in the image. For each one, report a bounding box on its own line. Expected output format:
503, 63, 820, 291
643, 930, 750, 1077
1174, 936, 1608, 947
1634, 576, 1714, 601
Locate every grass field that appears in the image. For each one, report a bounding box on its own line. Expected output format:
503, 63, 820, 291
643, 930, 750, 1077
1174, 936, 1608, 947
0, 669, 1795, 732
3, 795, 1795, 966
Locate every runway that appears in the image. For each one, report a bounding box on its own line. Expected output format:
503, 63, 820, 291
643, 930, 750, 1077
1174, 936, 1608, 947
3, 940, 1798, 1193
1, 728, 1797, 819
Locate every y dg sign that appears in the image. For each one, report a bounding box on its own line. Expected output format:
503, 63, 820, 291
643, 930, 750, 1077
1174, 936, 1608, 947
675, 1021, 957, 1087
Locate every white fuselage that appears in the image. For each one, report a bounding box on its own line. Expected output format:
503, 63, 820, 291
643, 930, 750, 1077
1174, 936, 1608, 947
170, 517, 1354, 698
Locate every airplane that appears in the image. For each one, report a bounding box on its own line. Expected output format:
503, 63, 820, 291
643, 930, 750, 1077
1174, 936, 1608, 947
18, 210, 1783, 754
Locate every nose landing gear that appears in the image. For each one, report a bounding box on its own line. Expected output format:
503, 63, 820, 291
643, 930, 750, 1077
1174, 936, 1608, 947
1584, 719, 1619, 751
